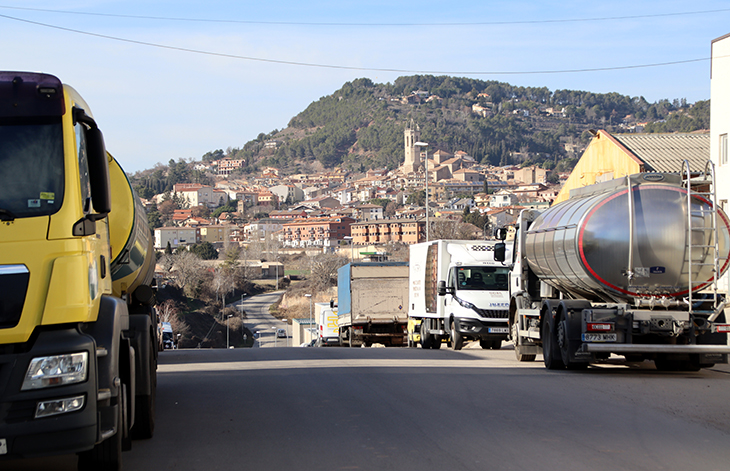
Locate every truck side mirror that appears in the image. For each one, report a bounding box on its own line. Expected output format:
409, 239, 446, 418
87, 129, 111, 216
437, 280, 454, 296
494, 242, 506, 262
73, 107, 111, 217
494, 227, 507, 241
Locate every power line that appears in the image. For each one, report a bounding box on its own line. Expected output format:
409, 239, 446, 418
0, 4, 729, 26
0, 13, 713, 75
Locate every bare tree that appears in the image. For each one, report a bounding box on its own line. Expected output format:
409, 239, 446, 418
158, 253, 175, 275
386, 242, 410, 262
430, 219, 479, 240
156, 298, 190, 342
168, 314, 190, 340
172, 250, 204, 297
309, 253, 348, 290
157, 299, 179, 323
212, 266, 237, 313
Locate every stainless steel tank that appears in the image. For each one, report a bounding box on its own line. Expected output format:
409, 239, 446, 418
525, 173, 730, 303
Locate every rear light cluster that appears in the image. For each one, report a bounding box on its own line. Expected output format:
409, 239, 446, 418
586, 323, 614, 332
715, 324, 730, 333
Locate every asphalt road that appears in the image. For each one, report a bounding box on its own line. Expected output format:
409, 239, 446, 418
237, 291, 290, 348
8, 345, 730, 471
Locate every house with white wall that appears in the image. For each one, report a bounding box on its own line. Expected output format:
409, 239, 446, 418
711, 32, 730, 291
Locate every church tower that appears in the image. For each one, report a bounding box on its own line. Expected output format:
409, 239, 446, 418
402, 119, 421, 174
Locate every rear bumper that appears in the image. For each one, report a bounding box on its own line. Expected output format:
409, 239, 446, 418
0, 328, 98, 459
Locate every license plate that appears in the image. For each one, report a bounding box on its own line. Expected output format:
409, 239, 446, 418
0, 438, 7, 455
488, 327, 508, 334
582, 333, 617, 342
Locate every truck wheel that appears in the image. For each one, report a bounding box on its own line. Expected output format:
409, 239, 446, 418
451, 321, 463, 351
78, 389, 124, 471
131, 393, 155, 440
542, 314, 565, 370
131, 336, 156, 440
419, 322, 433, 349
557, 315, 587, 370
512, 321, 536, 362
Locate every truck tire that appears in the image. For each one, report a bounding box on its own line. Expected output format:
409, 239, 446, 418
78, 388, 124, 471
419, 322, 433, 349
558, 312, 587, 370
542, 312, 565, 370
131, 336, 156, 440
512, 321, 536, 362
450, 320, 463, 351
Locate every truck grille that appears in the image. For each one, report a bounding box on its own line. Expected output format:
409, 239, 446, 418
0, 265, 30, 328
476, 309, 508, 319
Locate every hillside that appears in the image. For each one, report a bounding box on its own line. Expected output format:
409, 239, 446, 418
221, 75, 710, 175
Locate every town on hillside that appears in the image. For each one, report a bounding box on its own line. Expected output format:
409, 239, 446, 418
146, 120, 567, 264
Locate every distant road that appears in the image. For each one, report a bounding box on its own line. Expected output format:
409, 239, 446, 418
236, 290, 289, 347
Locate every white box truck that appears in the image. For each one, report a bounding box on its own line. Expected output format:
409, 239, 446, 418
315, 302, 340, 346
408, 240, 510, 350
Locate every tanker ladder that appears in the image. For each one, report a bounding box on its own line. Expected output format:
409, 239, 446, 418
680, 159, 724, 318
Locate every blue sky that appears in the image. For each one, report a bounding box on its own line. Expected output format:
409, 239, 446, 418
2, 1, 729, 173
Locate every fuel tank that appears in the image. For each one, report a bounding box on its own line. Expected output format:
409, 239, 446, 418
107, 154, 155, 299
525, 173, 730, 303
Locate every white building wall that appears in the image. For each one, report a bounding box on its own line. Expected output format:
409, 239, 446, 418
711, 33, 730, 293
154, 228, 197, 249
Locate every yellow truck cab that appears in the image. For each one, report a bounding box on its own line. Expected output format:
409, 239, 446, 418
0, 71, 157, 470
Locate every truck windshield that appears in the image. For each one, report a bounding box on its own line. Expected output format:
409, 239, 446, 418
453, 266, 509, 291
0, 119, 64, 219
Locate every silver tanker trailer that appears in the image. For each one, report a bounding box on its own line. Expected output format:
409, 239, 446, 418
494, 163, 730, 370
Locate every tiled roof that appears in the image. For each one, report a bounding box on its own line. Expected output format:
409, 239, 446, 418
612, 133, 710, 173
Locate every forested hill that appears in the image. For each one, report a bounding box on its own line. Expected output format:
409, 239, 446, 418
224, 75, 710, 175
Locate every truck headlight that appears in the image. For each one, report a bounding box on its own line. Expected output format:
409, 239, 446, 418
455, 296, 478, 312
22, 352, 88, 390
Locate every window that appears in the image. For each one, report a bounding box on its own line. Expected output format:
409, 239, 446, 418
721, 134, 728, 166
0, 118, 64, 219
75, 122, 92, 213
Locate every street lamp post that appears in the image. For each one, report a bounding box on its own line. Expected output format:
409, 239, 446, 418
414, 141, 429, 242
226, 314, 233, 349
304, 293, 313, 343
